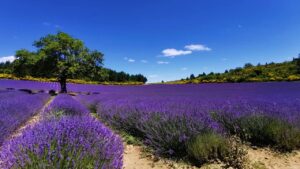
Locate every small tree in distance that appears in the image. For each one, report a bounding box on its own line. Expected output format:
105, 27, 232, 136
190, 74, 195, 80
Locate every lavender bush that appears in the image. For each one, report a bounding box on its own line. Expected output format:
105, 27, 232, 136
0, 91, 49, 145
42, 94, 89, 119
77, 91, 223, 156
211, 99, 300, 151
76, 82, 300, 155
0, 116, 123, 169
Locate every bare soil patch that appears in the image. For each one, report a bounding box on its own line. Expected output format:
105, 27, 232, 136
123, 144, 300, 169
247, 147, 300, 169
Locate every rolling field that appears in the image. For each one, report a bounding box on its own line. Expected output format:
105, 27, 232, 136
0, 80, 300, 168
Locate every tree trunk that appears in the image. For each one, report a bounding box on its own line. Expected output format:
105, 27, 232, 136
59, 77, 67, 93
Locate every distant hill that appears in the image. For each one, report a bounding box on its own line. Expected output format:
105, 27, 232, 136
167, 57, 300, 84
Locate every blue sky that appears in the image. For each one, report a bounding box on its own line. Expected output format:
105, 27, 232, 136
1, 0, 300, 82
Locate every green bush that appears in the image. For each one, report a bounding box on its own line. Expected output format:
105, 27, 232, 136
186, 132, 229, 165
187, 133, 248, 168
238, 116, 300, 151
213, 113, 300, 151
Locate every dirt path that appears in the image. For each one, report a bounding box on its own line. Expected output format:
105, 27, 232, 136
8, 96, 55, 140
123, 144, 172, 169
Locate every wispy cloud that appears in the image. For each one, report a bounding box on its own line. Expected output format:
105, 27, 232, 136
184, 44, 211, 51
124, 57, 135, 63
0, 56, 15, 63
162, 48, 192, 57
157, 61, 169, 64
128, 59, 135, 62
181, 67, 188, 71
141, 60, 148, 63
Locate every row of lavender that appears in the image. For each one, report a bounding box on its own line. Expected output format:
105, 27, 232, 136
77, 82, 300, 164
0, 94, 123, 169
0, 90, 49, 145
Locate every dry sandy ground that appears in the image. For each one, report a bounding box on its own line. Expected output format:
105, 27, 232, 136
123, 144, 170, 169
247, 147, 300, 169
123, 144, 221, 169
123, 144, 300, 169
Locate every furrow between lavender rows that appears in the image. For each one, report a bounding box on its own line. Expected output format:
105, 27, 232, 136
0, 94, 124, 169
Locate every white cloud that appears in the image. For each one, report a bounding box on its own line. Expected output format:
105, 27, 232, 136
162, 48, 192, 57
181, 67, 188, 71
0, 56, 15, 63
128, 59, 135, 62
184, 44, 211, 51
161, 44, 211, 58
157, 61, 169, 64
124, 57, 135, 63
141, 60, 148, 63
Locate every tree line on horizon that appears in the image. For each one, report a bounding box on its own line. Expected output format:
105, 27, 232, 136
178, 56, 300, 83
0, 32, 147, 92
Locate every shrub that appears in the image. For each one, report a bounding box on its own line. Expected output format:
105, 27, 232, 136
48, 89, 56, 96
0, 116, 123, 169
111, 109, 145, 138
215, 114, 300, 151
18, 88, 33, 94
222, 137, 248, 169
139, 113, 216, 157
239, 116, 300, 151
187, 134, 248, 169
187, 132, 229, 165
42, 94, 89, 119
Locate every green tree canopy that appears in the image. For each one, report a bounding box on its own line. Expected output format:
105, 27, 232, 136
14, 32, 104, 93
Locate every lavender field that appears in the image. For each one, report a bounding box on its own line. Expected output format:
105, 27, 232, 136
0, 79, 300, 168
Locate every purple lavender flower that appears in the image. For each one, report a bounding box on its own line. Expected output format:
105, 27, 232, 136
42, 94, 89, 119
0, 91, 49, 145
75, 82, 300, 154
0, 116, 123, 169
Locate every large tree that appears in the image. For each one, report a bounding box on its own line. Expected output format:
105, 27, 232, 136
32, 32, 104, 93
